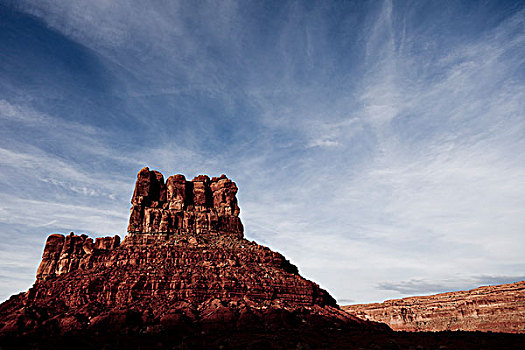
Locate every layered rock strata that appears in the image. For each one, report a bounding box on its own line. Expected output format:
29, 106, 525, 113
0, 168, 385, 337
343, 281, 525, 333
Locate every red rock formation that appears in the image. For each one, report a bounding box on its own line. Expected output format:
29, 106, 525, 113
343, 281, 525, 333
36, 232, 120, 281
128, 167, 242, 237
0, 168, 385, 338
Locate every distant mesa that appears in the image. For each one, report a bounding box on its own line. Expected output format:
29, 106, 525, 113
343, 281, 525, 334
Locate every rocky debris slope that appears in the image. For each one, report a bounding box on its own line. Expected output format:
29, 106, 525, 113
0, 167, 385, 338
343, 281, 525, 333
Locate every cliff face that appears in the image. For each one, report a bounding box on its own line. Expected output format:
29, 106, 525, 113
36, 233, 120, 281
0, 167, 384, 337
343, 281, 525, 333
127, 168, 243, 236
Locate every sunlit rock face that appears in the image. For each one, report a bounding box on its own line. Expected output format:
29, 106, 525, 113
0, 167, 385, 337
343, 281, 525, 333
128, 167, 243, 236
36, 232, 120, 281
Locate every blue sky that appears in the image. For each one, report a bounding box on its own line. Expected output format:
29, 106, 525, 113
0, 0, 524, 304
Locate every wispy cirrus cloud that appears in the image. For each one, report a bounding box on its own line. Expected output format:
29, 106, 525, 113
0, 194, 128, 234
231, 1, 525, 303
0, 1, 523, 304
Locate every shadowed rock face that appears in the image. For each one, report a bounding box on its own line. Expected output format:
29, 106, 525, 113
0, 168, 386, 338
343, 281, 525, 333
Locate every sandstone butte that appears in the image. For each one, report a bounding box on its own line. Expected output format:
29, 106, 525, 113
343, 281, 525, 333
0, 167, 387, 339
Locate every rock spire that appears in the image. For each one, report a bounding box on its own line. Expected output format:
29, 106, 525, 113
128, 167, 243, 236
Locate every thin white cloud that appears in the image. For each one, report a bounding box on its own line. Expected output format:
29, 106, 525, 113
0, 193, 128, 234
1, 1, 523, 306
0, 99, 99, 134
0, 146, 130, 201
377, 275, 525, 296
238, 2, 525, 303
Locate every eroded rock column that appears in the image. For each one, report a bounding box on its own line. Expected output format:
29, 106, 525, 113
127, 167, 243, 237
